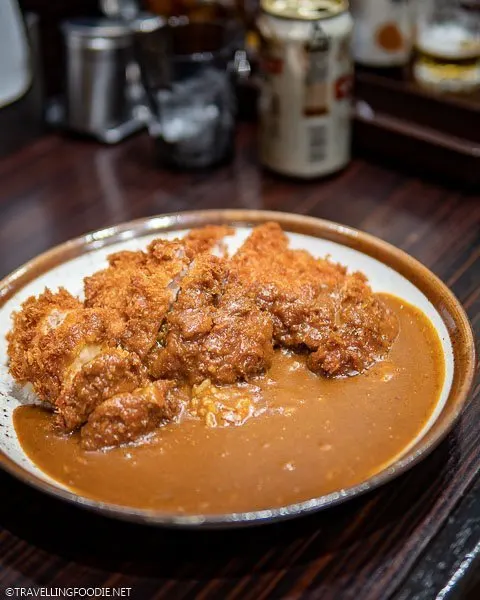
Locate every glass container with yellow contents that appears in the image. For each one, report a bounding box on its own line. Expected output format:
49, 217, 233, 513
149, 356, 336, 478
413, 0, 480, 93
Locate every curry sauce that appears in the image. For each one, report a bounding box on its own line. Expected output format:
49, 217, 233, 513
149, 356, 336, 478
14, 295, 444, 514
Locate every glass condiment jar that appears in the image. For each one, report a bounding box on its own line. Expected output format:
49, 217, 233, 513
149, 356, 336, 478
413, 0, 480, 93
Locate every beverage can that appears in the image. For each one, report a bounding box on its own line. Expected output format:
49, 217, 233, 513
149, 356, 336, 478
257, 0, 353, 178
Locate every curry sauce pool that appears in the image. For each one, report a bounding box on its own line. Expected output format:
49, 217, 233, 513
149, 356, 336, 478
14, 295, 444, 514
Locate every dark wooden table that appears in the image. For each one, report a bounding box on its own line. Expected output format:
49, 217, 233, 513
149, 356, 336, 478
0, 125, 478, 600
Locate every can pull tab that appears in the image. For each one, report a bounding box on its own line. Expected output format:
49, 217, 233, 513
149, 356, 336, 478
308, 21, 330, 52
229, 50, 251, 81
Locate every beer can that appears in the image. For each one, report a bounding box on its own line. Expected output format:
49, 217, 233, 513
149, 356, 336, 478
257, 0, 353, 178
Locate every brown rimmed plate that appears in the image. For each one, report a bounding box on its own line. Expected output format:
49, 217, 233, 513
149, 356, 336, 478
0, 210, 475, 528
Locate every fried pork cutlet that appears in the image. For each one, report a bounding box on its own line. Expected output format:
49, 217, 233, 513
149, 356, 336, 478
307, 272, 399, 376
25, 307, 125, 404
7, 223, 399, 452
84, 240, 189, 359
7, 289, 148, 431
231, 223, 345, 349
231, 222, 398, 376
7, 288, 82, 383
84, 226, 233, 358
147, 254, 274, 385
183, 224, 233, 257
7, 289, 123, 403
80, 380, 181, 450
55, 348, 148, 432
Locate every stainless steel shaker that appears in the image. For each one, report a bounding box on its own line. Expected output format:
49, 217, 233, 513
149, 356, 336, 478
61, 17, 153, 143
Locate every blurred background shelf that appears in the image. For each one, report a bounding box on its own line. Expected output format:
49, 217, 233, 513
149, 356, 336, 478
353, 68, 480, 187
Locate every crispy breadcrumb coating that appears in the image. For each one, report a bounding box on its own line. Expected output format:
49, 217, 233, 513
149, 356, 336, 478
307, 272, 399, 375
84, 225, 233, 358
25, 307, 124, 404
55, 348, 149, 431
147, 254, 274, 384
183, 224, 233, 257
232, 222, 398, 376
80, 380, 181, 450
7, 288, 82, 383
231, 223, 345, 349
84, 240, 189, 358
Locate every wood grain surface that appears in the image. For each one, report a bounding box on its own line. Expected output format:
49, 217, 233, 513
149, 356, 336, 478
0, 124, 478, 599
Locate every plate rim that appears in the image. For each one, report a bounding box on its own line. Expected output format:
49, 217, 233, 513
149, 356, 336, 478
0, 209, 475, 528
